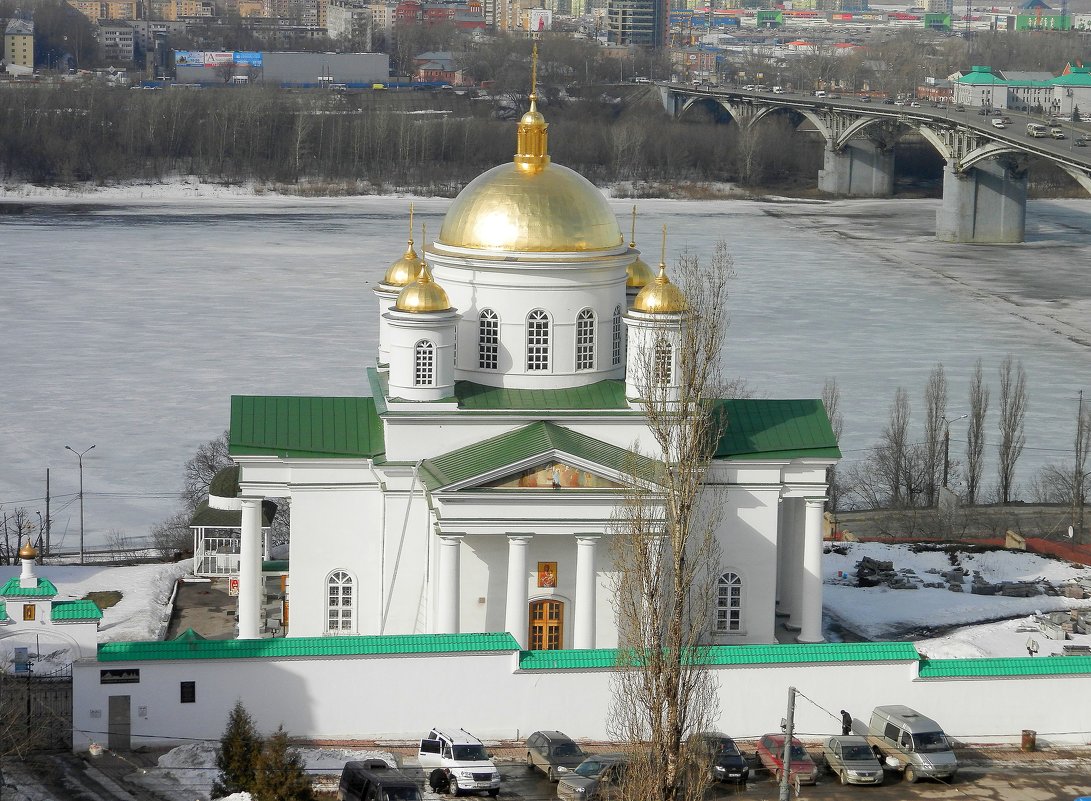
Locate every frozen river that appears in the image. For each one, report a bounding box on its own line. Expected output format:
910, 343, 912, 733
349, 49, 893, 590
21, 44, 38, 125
2, 190, 1090, 549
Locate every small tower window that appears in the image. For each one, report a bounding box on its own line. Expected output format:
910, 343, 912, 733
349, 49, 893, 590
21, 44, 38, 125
414, 340, 435, 386
327, 570, 354, 633
527, 309, 551, 371
716, 571, 743, 632
575, 309, 595, 371
611, 304, 623, 366
478, 309, 499, 370
653, 337, 673, 385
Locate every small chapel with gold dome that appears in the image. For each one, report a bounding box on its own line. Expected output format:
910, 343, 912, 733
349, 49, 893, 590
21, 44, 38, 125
224, 54, 840, 650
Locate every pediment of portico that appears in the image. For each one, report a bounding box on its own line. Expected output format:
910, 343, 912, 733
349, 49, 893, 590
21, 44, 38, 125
418, 421, 662, 493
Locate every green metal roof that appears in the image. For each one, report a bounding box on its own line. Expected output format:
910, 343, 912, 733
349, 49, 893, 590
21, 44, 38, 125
518, 642, 919, 671
190, 499, 278, 528
1051, 68, 1091, 86
454, 380, 630, 411
919, 656, 1091, 678
172, 628, 207, 641
715, 399, 840, 460
420, 421, 662, 489
98, 632, 520, 662
0, 577, 58, 597
263, 559, 289, 572
51, 600, 103, 621
230, 396, 385, 459
0, 600, 6, 620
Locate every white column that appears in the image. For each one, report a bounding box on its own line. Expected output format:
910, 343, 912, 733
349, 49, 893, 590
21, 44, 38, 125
505, 535, 532, 648
775, 498, 788, 616
436, 535, 463, 634
797, 497, 827, 644
782, 498, 803, 632
238, 497, 263, 640
574, 536, 600, 649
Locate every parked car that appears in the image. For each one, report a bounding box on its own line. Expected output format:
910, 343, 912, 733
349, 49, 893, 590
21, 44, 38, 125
524, 730, 585, 782
338, 759, 422, 801
821, 736, 884, 786
688, 732, 750, 784
865, 705, 957, 783
755, 734, 818, 786
418, 728, 501, 797
557, 754, 628, 801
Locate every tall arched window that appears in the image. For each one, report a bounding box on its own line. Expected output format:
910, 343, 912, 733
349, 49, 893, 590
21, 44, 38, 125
478, 309, 499, 370
575, 309, 595, 371
654, 337, 673, 385
716, 572, 742, 633
327, 570, 354, 633
527, 309, 551, 371
414, 340, 434, 386
611, 304, 623, 366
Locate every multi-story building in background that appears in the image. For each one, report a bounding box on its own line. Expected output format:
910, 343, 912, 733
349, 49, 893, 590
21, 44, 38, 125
328, 0, 375, 45
606, 0, 667, 46
4, 18, 35, 71
70, 0, 143, 21
98, 20, 136, 60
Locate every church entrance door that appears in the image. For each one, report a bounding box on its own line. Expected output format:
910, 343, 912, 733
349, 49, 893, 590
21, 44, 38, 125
528, 600, 564, 650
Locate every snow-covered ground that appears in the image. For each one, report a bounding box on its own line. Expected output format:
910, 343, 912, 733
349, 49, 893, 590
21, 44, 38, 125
3, 193, 1090, 549
823, 541, 1091, 657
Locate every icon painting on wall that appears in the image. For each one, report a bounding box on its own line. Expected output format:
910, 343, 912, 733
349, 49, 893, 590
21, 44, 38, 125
484, 461, 624, 489
538, 562, 558, 588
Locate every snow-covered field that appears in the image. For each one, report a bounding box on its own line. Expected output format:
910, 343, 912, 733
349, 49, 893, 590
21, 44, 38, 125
3, 191, 1091, 548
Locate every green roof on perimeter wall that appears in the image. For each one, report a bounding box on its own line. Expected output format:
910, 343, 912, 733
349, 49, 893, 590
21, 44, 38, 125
715, 399, 840, 460
98, 632, 519, 662
518, 642, 919, 671
918, 655, 1091, 678
230, 396, 385, 459
454, 380, 630, 411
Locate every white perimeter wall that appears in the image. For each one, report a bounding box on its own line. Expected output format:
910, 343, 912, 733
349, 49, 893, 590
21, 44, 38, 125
71, 652, 1091, 751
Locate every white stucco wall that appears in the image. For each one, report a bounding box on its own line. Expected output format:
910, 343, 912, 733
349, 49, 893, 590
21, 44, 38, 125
71, 651, 1091, 751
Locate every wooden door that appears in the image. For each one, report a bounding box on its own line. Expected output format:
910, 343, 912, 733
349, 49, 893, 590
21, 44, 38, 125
528, 600, 564, 650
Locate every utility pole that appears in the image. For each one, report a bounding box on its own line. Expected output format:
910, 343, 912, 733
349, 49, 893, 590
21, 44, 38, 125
942, 413, 968, 491
1074, 390, 1085, 543
45, 468, 51, 557
779, 686, 797, 801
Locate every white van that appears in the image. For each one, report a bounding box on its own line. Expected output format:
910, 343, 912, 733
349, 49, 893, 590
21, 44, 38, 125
866, 706, 957, 783
772, 86, 785, 94
418, 728, 501, 796
814, 90, 827, 98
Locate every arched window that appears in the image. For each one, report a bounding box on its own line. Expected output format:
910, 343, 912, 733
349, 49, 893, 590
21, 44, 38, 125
654, 337, 673, 385
478, 309, 499, 370
527, 309, 550, 371
327, 571, 354, 633
716, 572, 742, 633
611, 304, 623, 367
575, 309, 595, 371
414, 340, 434, 386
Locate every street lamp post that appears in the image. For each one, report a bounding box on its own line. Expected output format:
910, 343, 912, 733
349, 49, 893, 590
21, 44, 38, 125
942, 414, 968, 490
65, 444, 95, 564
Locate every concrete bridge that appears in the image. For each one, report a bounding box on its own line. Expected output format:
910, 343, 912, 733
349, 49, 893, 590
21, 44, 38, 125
660, 83, 1091, 244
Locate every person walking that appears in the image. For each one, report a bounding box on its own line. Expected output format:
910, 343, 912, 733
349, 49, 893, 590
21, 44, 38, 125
841, 710, 853, 736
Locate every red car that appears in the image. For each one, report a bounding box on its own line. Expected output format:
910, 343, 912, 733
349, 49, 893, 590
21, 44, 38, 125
755, 734, 819, 785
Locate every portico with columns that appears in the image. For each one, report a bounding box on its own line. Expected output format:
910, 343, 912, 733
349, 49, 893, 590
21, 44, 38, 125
221, 59, 841, 649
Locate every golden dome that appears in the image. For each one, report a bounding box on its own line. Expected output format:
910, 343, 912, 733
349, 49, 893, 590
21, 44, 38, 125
395, 264, 451, 313
628, 253, 654, 288
633, 265, 687, 314
18, 539, 38, 560
384, 241, 421, 287
438, 163, 623, 253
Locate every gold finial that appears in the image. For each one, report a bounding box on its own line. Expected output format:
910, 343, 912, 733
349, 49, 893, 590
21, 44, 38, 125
630, 205, 638, 248
659, 224, 667, 271
383, 203, 421, 286
421, 222, 427, 253
626, 205, 654, 289
19, 537, 38, 560
515, 44, 549, 174
408, 202, 415, 246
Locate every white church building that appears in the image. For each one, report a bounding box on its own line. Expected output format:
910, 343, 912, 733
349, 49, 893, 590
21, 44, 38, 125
225, 79, 840, 652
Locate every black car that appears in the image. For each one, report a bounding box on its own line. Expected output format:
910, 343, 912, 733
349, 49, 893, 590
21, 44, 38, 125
1075, 137, 1087, 147
525, 730, 587, 782
688, 732, 750, 785
338, 759, 422, 801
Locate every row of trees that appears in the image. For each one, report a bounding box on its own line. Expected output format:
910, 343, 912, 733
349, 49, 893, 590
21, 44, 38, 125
214, 701, 313, 801
838, 357, 1090, 515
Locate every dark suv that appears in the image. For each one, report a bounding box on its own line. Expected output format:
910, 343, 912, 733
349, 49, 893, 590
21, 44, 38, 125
525, 730, 587, 781
688, 732, 750, 784
338, 759, 422, 801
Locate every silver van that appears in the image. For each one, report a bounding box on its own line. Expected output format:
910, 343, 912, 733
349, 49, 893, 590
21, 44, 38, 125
866, 705, 957, 783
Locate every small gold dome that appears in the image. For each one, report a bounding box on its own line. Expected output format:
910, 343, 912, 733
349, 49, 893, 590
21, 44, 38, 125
627, 252, 655, 289
633, 265, 687, 314
384, 242, 421, 287
19, 539, 38, 560
395, 264, 451, 313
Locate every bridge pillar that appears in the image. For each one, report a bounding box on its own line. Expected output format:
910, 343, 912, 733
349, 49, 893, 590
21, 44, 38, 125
817, 141, 894, 197
936, 158, 1027, 244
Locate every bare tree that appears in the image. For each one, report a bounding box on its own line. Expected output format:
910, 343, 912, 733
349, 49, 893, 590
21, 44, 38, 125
181, 431, 232, 512
996, 355, 1028, 504
823, 377, 845, 510
923, 364, 948, 506
881, 387, 912, 507
965, 359, 989, 505
610, 242, 732, 801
